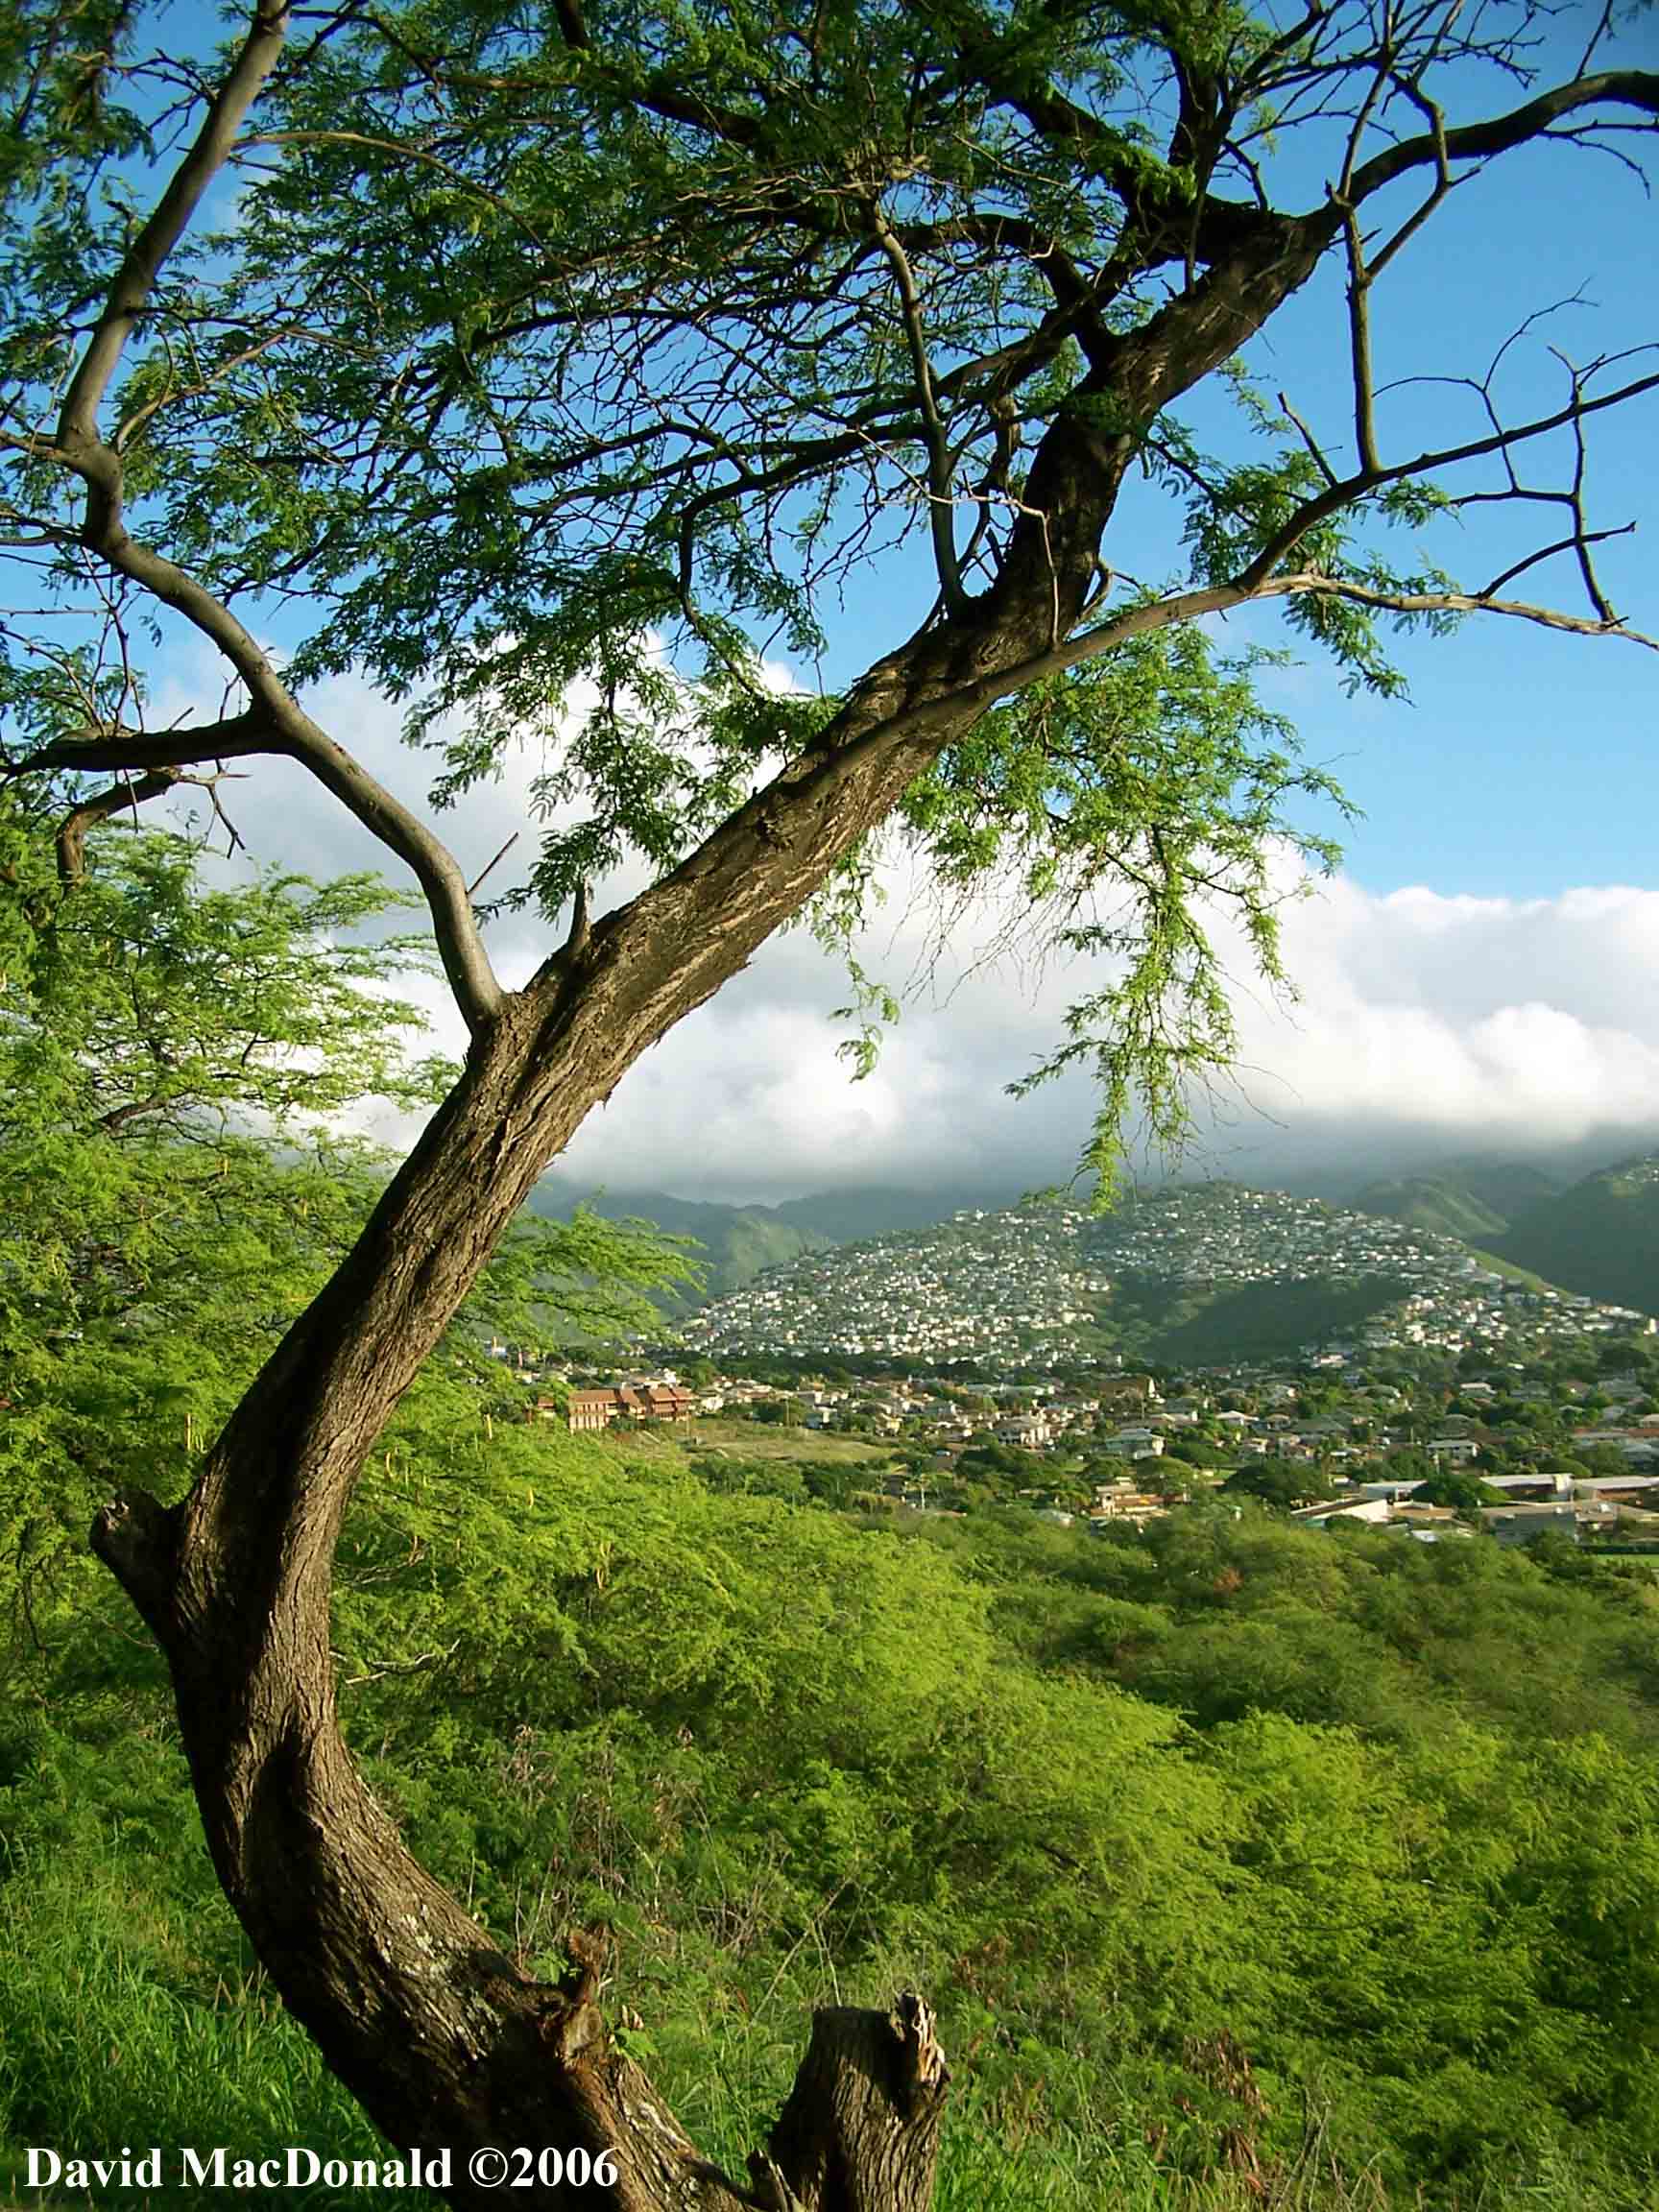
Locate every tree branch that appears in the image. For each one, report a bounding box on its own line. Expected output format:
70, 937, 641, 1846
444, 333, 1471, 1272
35, 1, 504, 1035
871, 204, 970, 619
872, 565, 1659, 737
1266, 572, 1658, 651
58, 2, 292, 454
56, 768, 182, 881
1235, 364, 1659, 595
1346, 69, 1659, 206
11, 697, 504, 1037
11, 709, 284, 781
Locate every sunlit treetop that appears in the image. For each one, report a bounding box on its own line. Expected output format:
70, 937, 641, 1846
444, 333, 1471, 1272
2, 0, 1655, 1182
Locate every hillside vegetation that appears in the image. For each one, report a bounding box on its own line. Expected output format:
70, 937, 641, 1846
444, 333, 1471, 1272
1351, 1178, 1509, 1242
1112, 1269, 1415, 1363
1494, 1161, 1659, 1318
9, 1371, 1659, 2209
1353, 1159, 1659, 1320
525, 1182, 829, 1306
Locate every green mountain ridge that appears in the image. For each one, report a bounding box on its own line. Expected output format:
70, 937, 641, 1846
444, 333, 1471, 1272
525, 1179, 1020, 1305
1346, 1159, 1569, 1239
1352, 1155, 1659, 1320
1491, 1155, 1659, 1319
1351, 1175, 1509, 1241
525, 1183, 827, 1304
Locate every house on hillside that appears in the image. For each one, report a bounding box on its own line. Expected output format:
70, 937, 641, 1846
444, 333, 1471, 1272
560, 1381, 694, 1433
1100, 1426, 1165, 1459
1294, 1497, 1392, 1528
563, 1389, 617, 1433
1481, 1503, 1582, 1548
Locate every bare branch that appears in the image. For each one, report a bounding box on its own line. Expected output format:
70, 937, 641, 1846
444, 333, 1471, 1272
1480, 522, 1635, 604
1277, 392, 1338, 488
1237, 364, 1659, 594
1347, 69, 1659, 207
1365, 70, 1455, 284
56, 771, 181, 882
467, 832, 520, 899
1338, 205, 1382, 477
1551, 347, 1621, 625
1268, 572, 1658, 651
58, 3, 292, 451
871, 204, 970, 619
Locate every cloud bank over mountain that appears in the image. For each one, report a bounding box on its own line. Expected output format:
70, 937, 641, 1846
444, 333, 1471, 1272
529, 865, 1659, 1201
161, 660, 1659, 1202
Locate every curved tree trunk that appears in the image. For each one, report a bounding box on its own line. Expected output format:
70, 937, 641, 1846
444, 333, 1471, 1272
87, 627, 995, 2210
84, 201, 1327, 2200
91, 955, 952, 2209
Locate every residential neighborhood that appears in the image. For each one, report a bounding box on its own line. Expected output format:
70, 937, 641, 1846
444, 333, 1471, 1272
677, 1182, 1651, 1369
485, 1174, 1659, 1554
517, 1329, 1659, 1550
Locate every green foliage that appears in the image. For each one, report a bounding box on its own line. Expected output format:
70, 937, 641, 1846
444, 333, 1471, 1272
12, 1401, 1659, 2204
1159, 382, 1461, 700
1494, 1160, 1659, 1319
0, 811, 686, 1702
1412, 1469, 1505, 1513
1222, 1461, 1325, 1510
1, 816, 454, 1137
896, 624, 1352, 1194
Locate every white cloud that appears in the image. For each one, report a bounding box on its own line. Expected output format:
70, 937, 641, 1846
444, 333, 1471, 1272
151, 653, 1659, 1200
538, 860, 1659, 1200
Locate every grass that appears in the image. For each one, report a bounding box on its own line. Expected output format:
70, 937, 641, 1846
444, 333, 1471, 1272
3, 1638, 1646, 2212
631, 1415, 898, 1466
0, 1859, 437, 2212
1462, 1247, 1555, 1291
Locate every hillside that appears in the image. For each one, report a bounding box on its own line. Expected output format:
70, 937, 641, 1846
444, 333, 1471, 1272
1452, 1158, 1566, 1221
525, 1179, 829, 1304
1347, 1157, 1569, 1239
526, 1178, 1014, 1305
683, 1180, 1635, 1369
1493, 1156, 1659, 1318
1351, 1174, 1510, 1241
1119, 1268, 1417, 1364
773, 1183, 1023, 1243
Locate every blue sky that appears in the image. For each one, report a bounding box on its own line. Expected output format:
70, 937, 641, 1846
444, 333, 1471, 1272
1234, 92, 1659, 902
